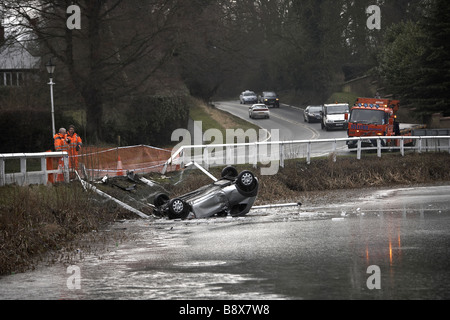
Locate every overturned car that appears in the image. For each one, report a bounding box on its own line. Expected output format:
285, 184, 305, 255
153, 166, 258, 220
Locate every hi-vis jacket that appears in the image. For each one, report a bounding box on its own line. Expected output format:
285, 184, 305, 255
53, 133, 69, 152
66, 132, 82, 155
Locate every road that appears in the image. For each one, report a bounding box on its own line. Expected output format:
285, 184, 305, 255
0, 184, 449, 301
214, 100, 348, 142
214, 101, 349, 161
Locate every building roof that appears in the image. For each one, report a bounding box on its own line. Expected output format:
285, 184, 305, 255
0, 41, 40, 70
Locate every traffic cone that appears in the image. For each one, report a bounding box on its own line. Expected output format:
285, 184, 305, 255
117, 155, 124, 176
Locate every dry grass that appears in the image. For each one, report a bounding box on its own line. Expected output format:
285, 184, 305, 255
260, 153, 450, 201
0, 183, 121, 275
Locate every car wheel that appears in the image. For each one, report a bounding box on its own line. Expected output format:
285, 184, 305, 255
154, 193, 169, 207
168, 198, 189, 219
236, 170, 258, 196
221, 166, 238, 178
240, 171, 254, 186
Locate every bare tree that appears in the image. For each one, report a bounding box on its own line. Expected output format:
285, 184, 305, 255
1, 0, 186, 143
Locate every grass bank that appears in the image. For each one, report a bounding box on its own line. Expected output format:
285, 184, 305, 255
0, 183, 128, 275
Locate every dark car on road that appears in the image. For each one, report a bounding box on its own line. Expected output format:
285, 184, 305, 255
303, 105, 323, 123
153, 167, 259, 219
259, 91, 280, 108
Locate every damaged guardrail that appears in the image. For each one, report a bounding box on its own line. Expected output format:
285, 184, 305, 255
75, 171, 150, 219
252, 202, 302, 210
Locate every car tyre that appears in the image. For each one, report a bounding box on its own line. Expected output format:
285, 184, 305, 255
168, 198, 189, 220
221, 166, 238, 179
236, 170, 258, 197
154, 193, 169, 207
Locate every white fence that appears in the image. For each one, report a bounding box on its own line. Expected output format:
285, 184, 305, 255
1, 135, 449, 186
0, 151, 69, 186
162, 135, 450, 173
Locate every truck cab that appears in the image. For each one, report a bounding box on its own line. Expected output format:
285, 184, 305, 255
347, 98, 400, 148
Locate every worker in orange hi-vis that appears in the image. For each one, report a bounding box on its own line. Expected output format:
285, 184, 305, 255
66, 124, 83, 171
54, 127, 69, 152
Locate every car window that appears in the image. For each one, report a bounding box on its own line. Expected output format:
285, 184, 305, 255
326, 105, 349, 114
252, 105, 268, 110
350, 109, 385, 124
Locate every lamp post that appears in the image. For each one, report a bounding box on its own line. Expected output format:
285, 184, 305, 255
46, 59, 56, 137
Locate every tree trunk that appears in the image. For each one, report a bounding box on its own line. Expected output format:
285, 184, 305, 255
84, 0, 103, 144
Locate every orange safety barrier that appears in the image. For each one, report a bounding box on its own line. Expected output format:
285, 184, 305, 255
77, 145, 175, 180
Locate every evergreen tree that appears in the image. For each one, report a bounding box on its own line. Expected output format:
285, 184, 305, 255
412, 0, 450, 117
376, 21, 427, 101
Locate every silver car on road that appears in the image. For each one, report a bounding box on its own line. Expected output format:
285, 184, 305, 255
240, 90, 258, 104
249, 104, 270, 119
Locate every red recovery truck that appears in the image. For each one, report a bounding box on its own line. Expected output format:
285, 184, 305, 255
346, 97, 424, 149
